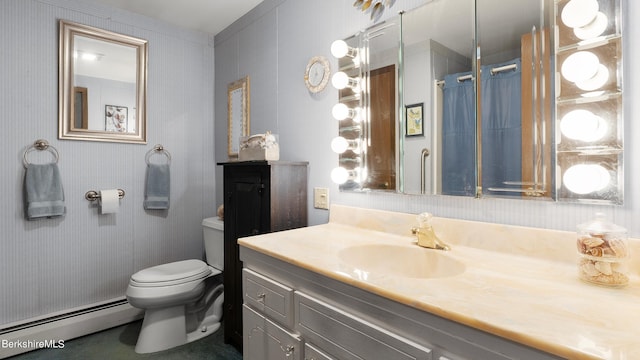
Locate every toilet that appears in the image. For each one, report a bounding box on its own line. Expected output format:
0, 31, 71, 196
126, 217, 224, 354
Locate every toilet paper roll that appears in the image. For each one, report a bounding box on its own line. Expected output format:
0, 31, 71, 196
99, 189, 120, 214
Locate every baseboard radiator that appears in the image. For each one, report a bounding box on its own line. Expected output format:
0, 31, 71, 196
0, 298, 143, 359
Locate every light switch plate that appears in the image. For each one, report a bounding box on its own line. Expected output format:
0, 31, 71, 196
313, 187, 329, 210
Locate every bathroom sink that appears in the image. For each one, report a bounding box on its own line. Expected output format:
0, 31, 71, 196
338, 244, 466, 279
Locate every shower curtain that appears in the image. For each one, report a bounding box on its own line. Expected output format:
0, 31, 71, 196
441, 58, 522, 195
442, 71, 476, 196
480, 58, 522, 193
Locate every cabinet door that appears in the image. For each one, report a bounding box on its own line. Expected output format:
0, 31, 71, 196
295, 292, 432, 360
224, 165, 268, 350
243, 305, 302, 360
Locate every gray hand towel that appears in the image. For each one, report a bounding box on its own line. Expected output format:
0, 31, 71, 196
24, 163, 66, 219
144, 163, 170, 210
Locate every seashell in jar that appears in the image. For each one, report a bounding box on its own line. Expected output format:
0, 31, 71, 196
588, 247, 603, 257
582, 237, 605, 248
608, 239, 628, 258
592, 271, 629, 286
594, 261, 613, 275
580, 259, 601, 277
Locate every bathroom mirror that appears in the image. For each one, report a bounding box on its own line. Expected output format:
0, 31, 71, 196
227, 76, 250, 157
335, 0, 623, 203
401, 0, 476, 196
59, 20, 148, 143
400, 0, 554, 198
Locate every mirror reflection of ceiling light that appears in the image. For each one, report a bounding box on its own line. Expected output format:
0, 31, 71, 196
561, 0, 599, 28
563, 164, 611, 194
73, 51, 103, 61
560, 109, 608, 142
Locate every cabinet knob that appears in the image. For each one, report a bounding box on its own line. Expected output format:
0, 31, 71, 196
257, 292, 266, 301
282, 345, 295, 357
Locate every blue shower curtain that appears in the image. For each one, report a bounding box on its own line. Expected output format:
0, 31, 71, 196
480, 58, 522, 193
441, 58, 522, 195
442, 72, 476, 196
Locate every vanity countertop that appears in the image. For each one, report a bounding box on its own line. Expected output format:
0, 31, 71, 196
238, 205, 640, 360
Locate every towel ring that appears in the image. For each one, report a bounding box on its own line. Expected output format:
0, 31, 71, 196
23, 139, 59, 168
145, 144, 171, 165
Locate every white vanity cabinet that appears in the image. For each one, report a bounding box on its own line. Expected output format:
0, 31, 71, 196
240, 248, 563, 360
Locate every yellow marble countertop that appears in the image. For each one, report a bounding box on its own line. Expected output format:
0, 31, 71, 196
238, 205, 640, 360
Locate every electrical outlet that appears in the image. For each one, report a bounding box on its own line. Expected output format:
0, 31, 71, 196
313, 187, 329, 210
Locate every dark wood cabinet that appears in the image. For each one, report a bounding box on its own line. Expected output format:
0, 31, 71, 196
219, 161, 308, 352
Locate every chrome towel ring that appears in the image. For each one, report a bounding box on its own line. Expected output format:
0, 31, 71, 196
23, 139, 59, 168
145, 144, 171, 165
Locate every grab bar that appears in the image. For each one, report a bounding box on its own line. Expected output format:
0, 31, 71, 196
420, 148, 430, 194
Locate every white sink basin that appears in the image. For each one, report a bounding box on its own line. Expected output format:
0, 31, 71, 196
338, 244, 466, 279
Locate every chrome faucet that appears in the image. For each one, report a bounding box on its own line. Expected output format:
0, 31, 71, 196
411, 212, 451, 251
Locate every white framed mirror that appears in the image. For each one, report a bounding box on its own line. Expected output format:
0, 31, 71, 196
58, 20, 148, 143
227, 76, 250, 157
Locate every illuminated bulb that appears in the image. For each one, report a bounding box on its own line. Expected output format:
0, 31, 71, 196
560, 109, 607, 142
563, 164, 610, 194
561, 0, 599, 28
331, 71, 359, 90
332, 103, 351, 120
331, 137, 361, 154
576, 64, 609, 91
331, 167, 349, 184
331, 137, 349, 154
330, 40, 358, 59
574, 12, 608, 40
561, 51, 599, 83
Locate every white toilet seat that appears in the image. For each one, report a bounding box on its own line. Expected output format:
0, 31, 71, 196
130, 259, 215, 287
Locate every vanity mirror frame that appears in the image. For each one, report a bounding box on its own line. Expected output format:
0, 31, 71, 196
227, 76, 251, 157
58, 20, 148, 144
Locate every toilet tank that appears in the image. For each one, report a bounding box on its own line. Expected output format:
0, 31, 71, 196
202, 217, 224, 271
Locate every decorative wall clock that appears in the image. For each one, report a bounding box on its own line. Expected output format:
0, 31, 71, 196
304, 56, 331, 93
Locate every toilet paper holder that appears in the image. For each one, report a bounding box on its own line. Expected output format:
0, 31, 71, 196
85, 189, 125, 201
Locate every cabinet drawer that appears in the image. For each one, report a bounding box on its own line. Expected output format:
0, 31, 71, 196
243, 268, 294, 327
304, 343, 334, 360
244, 305, 303, 360
295, 292, 432, 360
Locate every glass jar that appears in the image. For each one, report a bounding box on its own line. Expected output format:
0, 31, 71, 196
576, 213, 629, 287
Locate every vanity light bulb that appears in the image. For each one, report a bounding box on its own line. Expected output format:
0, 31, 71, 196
332, 72, 349, 89
574, 12, 608, 40
575, 64, 609, 91
561, 0, 599, 28
561, 51, 600, 83
331, 167, 350, 184
332, 103, 350, 120
560, 109, 607, 142
331, 137, 349, 154
563, 164, 610, 194
331, 40, 348, 58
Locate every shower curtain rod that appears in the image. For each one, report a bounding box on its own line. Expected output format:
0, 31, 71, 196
435, 62, 518, 86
